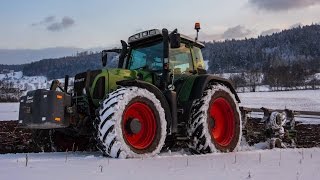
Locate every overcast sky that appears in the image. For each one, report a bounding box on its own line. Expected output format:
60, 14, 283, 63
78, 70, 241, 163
0, 0, 320, 49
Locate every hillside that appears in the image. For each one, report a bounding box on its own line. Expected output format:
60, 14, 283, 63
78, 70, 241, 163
203, 24, 320, 74
22, 52, 101, 80
0, 24, 319, 80
0, 51, 119, 80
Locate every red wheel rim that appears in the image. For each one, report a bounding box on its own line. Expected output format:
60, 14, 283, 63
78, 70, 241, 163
209, 97, 235, 147
123, 102, 156, 150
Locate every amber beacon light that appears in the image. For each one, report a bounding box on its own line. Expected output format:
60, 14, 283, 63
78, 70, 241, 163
195, 22, 201, 30
195, 22, 201, 41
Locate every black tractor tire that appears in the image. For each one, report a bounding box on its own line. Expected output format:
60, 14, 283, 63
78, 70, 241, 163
188, 84, 242, 154
94, 87, 167, 158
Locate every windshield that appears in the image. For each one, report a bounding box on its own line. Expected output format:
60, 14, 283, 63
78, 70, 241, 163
128, 41, 163, 71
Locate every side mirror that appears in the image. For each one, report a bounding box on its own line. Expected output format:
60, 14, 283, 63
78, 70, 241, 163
170, 31, 181, 49
101, 50, 108, 67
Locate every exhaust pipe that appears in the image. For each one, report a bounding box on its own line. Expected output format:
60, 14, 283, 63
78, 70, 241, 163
64, 75, 69, 93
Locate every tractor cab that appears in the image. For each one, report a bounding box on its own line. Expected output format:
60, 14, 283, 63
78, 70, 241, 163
102, 27, 207, 90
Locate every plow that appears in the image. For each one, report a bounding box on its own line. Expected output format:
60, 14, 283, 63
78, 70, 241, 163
241, 107, 320, 148
1, 24, 320, 157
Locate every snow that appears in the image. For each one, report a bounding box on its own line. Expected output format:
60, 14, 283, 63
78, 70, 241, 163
0, 89, 320, 179
0, 103, 19, 121
0, 71, 74, 94
295, 116, 320, 125
239, 90, 320, 124
1, 149, 320, 180
0, 71, 48, 92
239, 90, 320, 112
1, 89, 319, 123
0, 71, 23, 79
204, 60, 209, 70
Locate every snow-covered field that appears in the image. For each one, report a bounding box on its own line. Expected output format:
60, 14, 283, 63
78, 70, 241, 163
0, 71, 48, 91
1, 89, 319, 121
239, 90, 320, 111
0, 149, 320, 180
0, 103, 19, 121
0, 71, 73, 93
1, 89, 320, 180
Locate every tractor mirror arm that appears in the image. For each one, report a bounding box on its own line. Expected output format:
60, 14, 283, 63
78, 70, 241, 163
118, 40, 128, 68
169, 29, 181, 49
162, 28, 170, 91
101, 48, 122, 67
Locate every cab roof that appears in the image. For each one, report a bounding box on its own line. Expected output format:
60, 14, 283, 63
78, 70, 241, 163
128, 29, 205, 48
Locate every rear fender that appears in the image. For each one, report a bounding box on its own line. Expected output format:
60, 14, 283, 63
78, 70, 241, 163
189, 75, 240, 103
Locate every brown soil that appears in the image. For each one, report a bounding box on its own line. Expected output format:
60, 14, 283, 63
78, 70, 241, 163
295, 123, 320, 148
0, 121, 37, 154
244, 118, 320, 148
0, 121, 95, 154
1, 118, 320, 154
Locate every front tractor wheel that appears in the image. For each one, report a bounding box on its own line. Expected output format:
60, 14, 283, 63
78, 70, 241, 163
95, 87, 167, 158
188, 84, 242, 154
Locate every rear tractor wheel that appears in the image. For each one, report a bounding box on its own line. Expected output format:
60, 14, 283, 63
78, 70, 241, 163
94, 87, 167, 158
188, 84, 242, 153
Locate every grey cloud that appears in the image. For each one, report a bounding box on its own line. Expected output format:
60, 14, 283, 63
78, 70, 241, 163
44, 16, 55, 23
47, 16, 75, 31
31, 16, 56, 26
194, 26, 253, 41
222, 25, 253, 39
249, 0, 320, 11
32, 16, 75, 32
260, 28, 281, 36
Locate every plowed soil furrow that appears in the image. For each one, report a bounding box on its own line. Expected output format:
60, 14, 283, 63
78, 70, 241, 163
1, 119, 320, 153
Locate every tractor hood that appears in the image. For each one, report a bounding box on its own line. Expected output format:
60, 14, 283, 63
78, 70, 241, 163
74, 69, 102, 97
74, 68, 154, 106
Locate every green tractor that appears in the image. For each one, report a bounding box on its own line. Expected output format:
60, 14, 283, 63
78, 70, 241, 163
19, 24, 242, 158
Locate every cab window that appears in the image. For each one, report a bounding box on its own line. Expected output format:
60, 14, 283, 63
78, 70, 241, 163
128, 41, 163, 71
169, 43, 193, 75
192, 46, 205, 70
